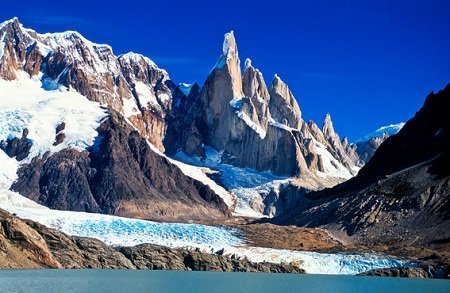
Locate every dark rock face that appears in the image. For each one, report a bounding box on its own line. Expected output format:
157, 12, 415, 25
274, 85, 450, 246
0, 128, 32, 161
12, 149, 101, 212
359, 267, 430, 278
119, 243, 305, 273
358, 266, 450, 279
11, 110, 230, 222
263, 183, 308, 217
353, 84, 450, 188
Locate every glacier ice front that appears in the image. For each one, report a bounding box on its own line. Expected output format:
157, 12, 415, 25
0, 191, 417, 275
3, 202, 243, 251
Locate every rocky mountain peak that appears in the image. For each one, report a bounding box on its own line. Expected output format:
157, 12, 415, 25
244, 58, 252, 70
242, 59, 270, 103
322, 113, 335, 138
210, 31, 243, 101
0, 17, 43, 79
118, 52, 157, 68
222, 30, 237, 58
342, 137, 349, 148
269, 74, 298, 109
0, 17, 175, 152
0, 17, 21, 33
268, 74, 302, 129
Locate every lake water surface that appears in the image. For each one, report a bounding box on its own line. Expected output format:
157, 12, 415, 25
0, 270, 449, 293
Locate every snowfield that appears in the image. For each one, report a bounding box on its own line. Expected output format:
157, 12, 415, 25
0, 71, 107, 162
313, 139, 354, 180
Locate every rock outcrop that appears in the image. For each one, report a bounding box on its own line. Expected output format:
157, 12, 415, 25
355, 133, 389, 163
11, 110, 230, 222
119, 243, 304, 273
359, 267, 433, 278
0, 128, 32, 161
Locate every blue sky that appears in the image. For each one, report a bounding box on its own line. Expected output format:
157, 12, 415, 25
2, 0, 449, 141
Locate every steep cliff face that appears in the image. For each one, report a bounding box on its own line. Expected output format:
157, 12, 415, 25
268, 75, 302, 129
242, 58, 270, 128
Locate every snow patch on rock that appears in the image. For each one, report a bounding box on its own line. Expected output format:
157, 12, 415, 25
237, 111, 266, 139
313, 139, 353, 180
269, 118, 298, 132
134, 81, 158, 107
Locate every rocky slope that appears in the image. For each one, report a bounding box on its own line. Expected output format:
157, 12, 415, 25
0, 208, 304, 273
273, 84, 450, 250
5, 110, 229, 221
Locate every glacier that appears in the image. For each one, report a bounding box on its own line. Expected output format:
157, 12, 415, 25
0, 194, 417, 275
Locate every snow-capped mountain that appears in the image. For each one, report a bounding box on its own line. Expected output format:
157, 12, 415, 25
355, 123, 405, 143
0, 17, 173, 151
0, 18, 230, 221
0, 17, 364, 219
0, 17, 447, 277
354, 122, 405, 163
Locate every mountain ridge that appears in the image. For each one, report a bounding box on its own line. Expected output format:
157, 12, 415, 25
0, 17, 378, 219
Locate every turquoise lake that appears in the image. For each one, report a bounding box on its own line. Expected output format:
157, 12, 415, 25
0, 270, 449, 293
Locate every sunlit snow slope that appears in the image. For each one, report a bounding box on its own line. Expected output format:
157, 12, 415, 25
0, 71, 107, 160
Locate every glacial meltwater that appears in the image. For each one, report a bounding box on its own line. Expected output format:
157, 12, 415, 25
0, 270, 449, 293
